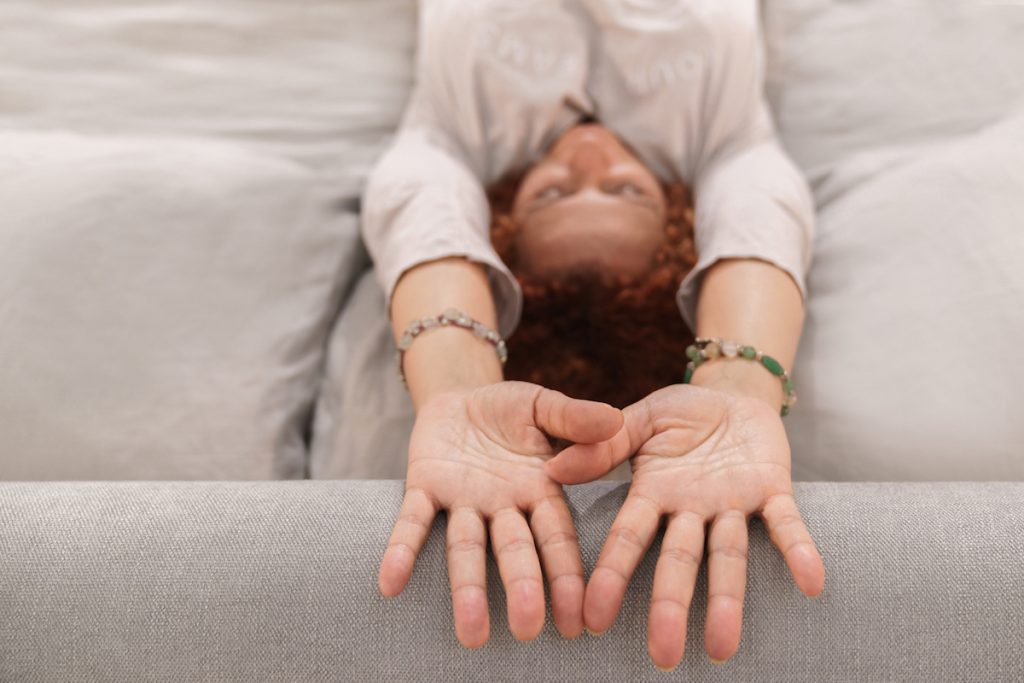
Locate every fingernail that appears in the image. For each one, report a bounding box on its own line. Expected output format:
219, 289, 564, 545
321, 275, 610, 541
654, 664, 677, 673
709, 657, 725, 665
585, 627, 605, 637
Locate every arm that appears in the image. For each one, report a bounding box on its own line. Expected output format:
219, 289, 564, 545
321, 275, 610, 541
390, 256, 503, 409
362, 3, 613, 649
680, 17, 814, 411
545, 9, 822, 669
688, 257, 804, 411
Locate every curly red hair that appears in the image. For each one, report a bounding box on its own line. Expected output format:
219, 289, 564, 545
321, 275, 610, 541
488, 170, 699, 409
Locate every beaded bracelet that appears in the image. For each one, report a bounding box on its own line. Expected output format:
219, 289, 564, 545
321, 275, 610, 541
683, 337, 797, 417
396, 307, 507, 385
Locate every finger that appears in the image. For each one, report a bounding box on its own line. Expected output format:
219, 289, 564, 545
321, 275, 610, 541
584, 493, 661, 635
647, 510, 705, 671
545, 421, 631, 484
529, 495, 585, 639
761, 493, 826, 597
545, 395, 655, 484
379, 487, 438, 597
446, 507, 490, 649
489, 508, 546, 641
530, 386, 623, 444
704, 510, 749, 664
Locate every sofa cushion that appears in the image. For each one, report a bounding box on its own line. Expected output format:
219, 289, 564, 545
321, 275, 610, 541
761, 1, 1024, 480
0, 131, 363, 479
0, 0, 417, 196
308, 269, 413, 480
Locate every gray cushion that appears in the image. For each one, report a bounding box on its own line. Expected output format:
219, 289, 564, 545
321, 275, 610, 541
761, 1, 1024, 480
309, 269, 414, 479
0, 0, 417, 196
1, 480, 1021, 681
0, 132, 363, 480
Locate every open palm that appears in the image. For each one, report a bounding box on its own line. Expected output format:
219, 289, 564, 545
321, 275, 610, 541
378, 381, 623, 648
546, 384, 826, 670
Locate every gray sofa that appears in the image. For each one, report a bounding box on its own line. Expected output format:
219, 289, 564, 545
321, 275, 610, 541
2, 1, 1024, 680
3, 480, 1023, 681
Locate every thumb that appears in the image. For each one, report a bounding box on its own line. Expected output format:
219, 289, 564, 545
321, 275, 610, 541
544, 423, 631, 485
544, 396, 657, 485
530, 386, 623, 445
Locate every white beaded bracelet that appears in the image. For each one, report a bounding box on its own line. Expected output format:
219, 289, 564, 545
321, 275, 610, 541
396, 307, 507, 385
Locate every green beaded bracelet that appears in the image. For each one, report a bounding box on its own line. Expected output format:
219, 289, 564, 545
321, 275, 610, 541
683, 337, 797, 417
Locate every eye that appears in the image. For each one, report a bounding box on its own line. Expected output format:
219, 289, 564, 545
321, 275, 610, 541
535, 185, 567, 201
612, 182, 645, 197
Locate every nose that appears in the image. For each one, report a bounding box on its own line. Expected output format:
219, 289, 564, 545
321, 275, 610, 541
565, 139, 612, 183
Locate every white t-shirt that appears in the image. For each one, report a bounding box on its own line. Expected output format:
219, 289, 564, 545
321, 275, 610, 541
362, 0, 814, 338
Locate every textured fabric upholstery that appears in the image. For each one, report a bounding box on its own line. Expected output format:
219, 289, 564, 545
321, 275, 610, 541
2, 480, 1021, 681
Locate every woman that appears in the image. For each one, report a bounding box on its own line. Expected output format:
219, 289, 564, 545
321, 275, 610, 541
363, 0, 825, 670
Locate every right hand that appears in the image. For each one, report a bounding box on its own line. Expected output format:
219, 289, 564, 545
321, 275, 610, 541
377, 380, 623, 648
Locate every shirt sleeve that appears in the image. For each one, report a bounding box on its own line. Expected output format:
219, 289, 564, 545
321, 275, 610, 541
675, 11, 815, 334
360, 1, 526, 339
361, 115, 523, 339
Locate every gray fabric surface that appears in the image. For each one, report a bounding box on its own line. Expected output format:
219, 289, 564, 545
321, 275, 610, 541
1, 481, 1021, 682
0, 133, 365, 481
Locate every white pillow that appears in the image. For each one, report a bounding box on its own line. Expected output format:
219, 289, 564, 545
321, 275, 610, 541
762, 0, 1024, 184
309, 269, 414, 480
784, 110, 1024, 481
0, 131, 364, 479
0, 0, 417, 195
761, 1, 1024, 480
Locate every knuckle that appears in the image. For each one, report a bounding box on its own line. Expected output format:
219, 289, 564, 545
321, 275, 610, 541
495, 537, 536, 557
782, 539, 816, 556
651, 596, 691, 611
609, 525, 648, 551
661, 545, 702, 568
710, 545, 748, 562
539, 530, 579, 550
593, 563, 631, 585
396, 514, 430, 532
447, 539, 483, 554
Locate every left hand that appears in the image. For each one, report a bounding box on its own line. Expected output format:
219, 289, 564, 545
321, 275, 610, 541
545, 383, 826, 670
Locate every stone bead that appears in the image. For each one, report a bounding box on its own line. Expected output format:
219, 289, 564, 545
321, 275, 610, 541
703, 343, 721, 360
685, 344, 700, 361
486, 330, 500, 343
683, 364, 694, 384
398, 333, 414, 351
472, 322, 488, 338
721, 340, 739, 358
781, 405, 790, 417
421, 317, 439, 329
740, 346, 757, 359
442, 307, 460, 323
761, 355, 785, 376
783, 378, 795, 394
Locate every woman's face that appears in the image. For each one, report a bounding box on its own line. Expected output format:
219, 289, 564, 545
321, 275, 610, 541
511, 123, 667, 282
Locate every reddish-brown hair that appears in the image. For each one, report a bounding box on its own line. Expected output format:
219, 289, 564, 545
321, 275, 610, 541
488, 171, 699, 409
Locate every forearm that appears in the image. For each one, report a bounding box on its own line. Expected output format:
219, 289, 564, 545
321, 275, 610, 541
689, 257, 804, 412
391, 256, 504, 410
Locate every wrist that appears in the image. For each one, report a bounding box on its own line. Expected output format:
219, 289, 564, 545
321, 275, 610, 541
402, 326, 504, 409
688, 355, 784, 413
